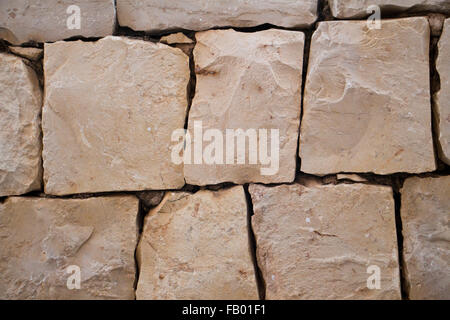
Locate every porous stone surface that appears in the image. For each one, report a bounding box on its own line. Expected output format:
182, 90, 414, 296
329, 0, 450, 18
117, 0, 318, 32
250, 182, 401, 299
0, 196, 138, 299
160, 32, 193, 45
8, 46, 43, 61
185, 29, 304, 185
43, 36, 190, 195
336, 174, 368, 182
0, 53, 42, 197
401, 176, 450, 299
300, 18, 436, 175
0, 0, 115, 44
136, 186, 258, 299
435, 19, 450, 165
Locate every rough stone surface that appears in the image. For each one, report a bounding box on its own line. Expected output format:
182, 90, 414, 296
0, 196, 138, 299
43, 36, 190, 195
117, 0, 317, 32
428, 13, 446, 37
401, 176, 450, 300
8, 46, 43, 61
336, 174, 368, 182
329, 0, 450, 18
0, 53, 42, 197
185, 29, 304, 185
136, 186, 258, 299
0, 0, 115, 45
436, 19, 450, 165
250, 182, 401, 299
160, 32, 193, 45
300, 18, 436, 175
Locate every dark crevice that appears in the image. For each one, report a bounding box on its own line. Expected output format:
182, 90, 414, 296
243, 184, 266, 300
297, 28, 313, 174
392, 178, 410, 300
132, 199, 147, 297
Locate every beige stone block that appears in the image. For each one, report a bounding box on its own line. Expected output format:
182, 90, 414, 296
136, 186, 259, 299
250, 182, 401, 299
401, 176, 450, 299
300, 18, 435, 175
43, 36, 190, 195
0, 196, 138, 299
0, 53, 42, 197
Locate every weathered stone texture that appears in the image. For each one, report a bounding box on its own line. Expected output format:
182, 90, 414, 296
250, 182, 401, 299
0, 196, 138, 299
8, 46, 43, 61
0, 0, 115, 44
300, 18, 436, 175
117, 0, 317, 32
401, 176, 450, 300
136, 186, 258, 299
0, 53, 42, 197
185, 29, 304, 185
436, 19, 450, 165
329, 0, 450, 18
43, 36, 190, 195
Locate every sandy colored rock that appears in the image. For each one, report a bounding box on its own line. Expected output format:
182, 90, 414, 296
435, 19, 450, 165
160, 32, 193, 45
117, 0, 317, 32
336, 174, 368, 182
43, 36, 190, 195
0, 0, 115, 45
9, 46, 43, 61
136, 186, 258, 299
401, 176, 450, 299
428, 13, 446, 37
0, 53, 42, 197
184, 29, 304, 185
0, 196, 138, 299
300, 18, 436, 175
250, 182, 400, 299
329, 0, 450, 18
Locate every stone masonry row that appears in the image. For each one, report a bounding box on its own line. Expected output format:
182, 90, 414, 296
0, 1, 449, 300
1, 176, 449, 299
1, 1, 450, 44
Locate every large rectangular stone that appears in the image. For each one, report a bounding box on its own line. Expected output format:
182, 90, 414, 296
117, 0, 318, 32
401, 176, 450, 299
136, 186, 258, 299
435, 19, 450, 164
184, 29, 304, 185
0, 196, 138, 299
329, 0, 450, 18
250, 181, 401, 299
43, 36, 190, 195
300, 18, 436, 175
0, 53, 42, 197
0, 0, 115, 44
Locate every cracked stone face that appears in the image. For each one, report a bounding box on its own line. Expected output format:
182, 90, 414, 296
0, 53, 42, 197
250, 182, 401, 299
329, 0, 450, 18
401, 176, 450, 300
0, 0, 115, 45
0, 196, 138, 299
436, 19, 450, 165
117, 0, 317, 32
42, 36, 190, 195
300, 18, 436, 175
136, 186, 259, 300
184, 29, 304, 186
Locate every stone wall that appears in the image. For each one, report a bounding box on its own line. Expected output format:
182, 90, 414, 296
0, 0, 449, 300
